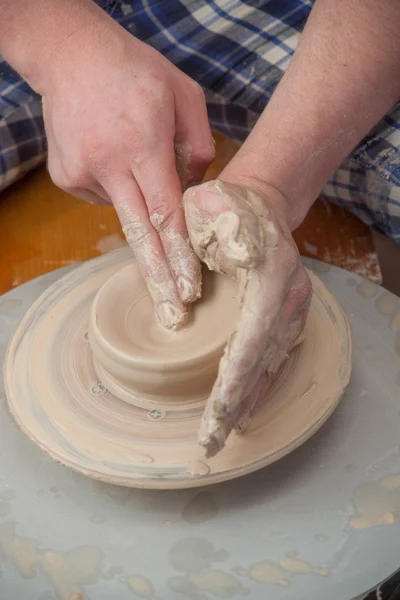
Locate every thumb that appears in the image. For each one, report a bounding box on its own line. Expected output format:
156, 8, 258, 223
183, 180, 274, 276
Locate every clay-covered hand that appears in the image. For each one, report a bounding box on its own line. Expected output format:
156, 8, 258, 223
39, 16, 215, 329
183, 180, 312, 457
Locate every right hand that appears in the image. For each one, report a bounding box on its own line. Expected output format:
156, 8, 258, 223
184, 179, 312, 456
37, 8, 215, 329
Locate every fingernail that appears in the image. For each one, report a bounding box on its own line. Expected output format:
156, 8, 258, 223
177, 275, 201, 303
156, 301, 188, 331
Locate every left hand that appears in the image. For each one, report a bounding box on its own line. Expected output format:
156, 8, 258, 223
183, 179, 312, 457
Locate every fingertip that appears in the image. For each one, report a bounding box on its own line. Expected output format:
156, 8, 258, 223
156, 300, 188, 331
183, 180, 230, 217
177, 272, 202, 304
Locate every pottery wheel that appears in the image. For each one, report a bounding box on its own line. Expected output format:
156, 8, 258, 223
4, 248, 351, 489
1, 257, 400, 600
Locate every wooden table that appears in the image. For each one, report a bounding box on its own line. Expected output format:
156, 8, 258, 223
0, 134, 380, 295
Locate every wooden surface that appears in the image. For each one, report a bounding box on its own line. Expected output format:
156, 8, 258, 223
0, 133, 380, 295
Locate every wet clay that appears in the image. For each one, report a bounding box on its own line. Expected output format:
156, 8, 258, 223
3, 247, 352, 490
89, 262, 239, 410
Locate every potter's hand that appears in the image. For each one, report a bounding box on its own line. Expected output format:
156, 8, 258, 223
184, 180, 312, 457
38, 10, 214, 329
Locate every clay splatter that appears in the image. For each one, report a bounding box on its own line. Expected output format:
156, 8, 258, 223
236, 556, 330, 587
357, 280, 378, 299
102, 566, 123, 580
349, 475, 400, 529
169, 570, 250, 598
167, 538, 246, 598
0, 521, 103, 598
96, 234, 128, 254
376, 292, 397, 316
126, 574, 161, 599
390, 310, 400, 333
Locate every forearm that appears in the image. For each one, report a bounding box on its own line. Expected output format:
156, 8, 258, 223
0, 0, 109, 93
231, 0, 400, 229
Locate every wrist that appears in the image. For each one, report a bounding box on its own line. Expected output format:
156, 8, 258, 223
220, 153, 312, 232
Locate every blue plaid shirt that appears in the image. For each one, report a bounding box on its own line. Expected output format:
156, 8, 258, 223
1, 0, 400, 242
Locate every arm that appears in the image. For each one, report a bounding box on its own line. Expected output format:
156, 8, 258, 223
184, 0, 400, 455
0, 0, 108, 93
0, 0, 215, 330
224, 0, 400, 229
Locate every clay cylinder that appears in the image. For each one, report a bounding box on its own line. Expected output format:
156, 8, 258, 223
88, 263, 239, 410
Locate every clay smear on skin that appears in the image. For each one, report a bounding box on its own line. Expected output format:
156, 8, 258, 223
184, 180, 303, 456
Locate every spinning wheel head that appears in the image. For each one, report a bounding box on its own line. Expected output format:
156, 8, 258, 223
3, 249, 352, 490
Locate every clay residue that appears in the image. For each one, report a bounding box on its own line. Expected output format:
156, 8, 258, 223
169, 570, 250, 598
187, 460, 210, 477
96, 233, 127, 254
357, 280, 378, 299
102, 566, 123, 580
390, 309, 400, 333
349, 474, 400, 530
168, 537, 247, 598
236, 556, 330, 587
375, 292, 397, 316
126, 574, 160, 599
0, 521, 103, 599
182, 492, 218, 524
169, 538, 228, 574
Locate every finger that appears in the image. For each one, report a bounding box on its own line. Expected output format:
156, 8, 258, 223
47, 144, 111, 206
199, 267, 293, 457
234, 276, 311, 436
200, 261, 310, 457
174, 82, 215, 187
234, 372, 270, 434
183, 180, 269, 277
133, 145, 202, 304
67, 186, 110, 206
103, 174, 188, 330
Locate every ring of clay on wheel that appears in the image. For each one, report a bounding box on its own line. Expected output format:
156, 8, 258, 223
3, 247, 352, 490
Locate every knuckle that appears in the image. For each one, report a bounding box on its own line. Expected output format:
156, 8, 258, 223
47, 163, 64, 189
193, 143, 216, 166
290, 267, 313, 308
120, 212, 151, 247
188, 80, 206, 103
149, 202, 176, 234
82, 139, 110, 175
47, 160, 85, 191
